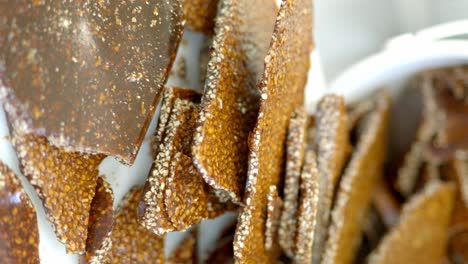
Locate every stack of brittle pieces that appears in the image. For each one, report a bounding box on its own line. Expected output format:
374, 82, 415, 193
0, 0, 466, 263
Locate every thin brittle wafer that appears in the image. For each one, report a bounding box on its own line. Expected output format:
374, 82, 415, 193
265, 185, 283, 251
81, 177, 114, 264
12, 134, 105, 253
0, 0, 184, 165
112, 187, 164, 263
182, 0, 219, 34
233, 0, 313, 262
368, 181, 456, 264
278, 108, 307, 255
167, 229, 198, 264
294, 150, 320, 264
139, 87, 200, 235
323, 91, 390, 264
0, 162, 39, 263
193, 0, 278, 204
310, 94, 351, 264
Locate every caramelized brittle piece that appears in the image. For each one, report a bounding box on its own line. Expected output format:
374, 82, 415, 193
368, 181, 455, 264
278, 108, 307, 255
81, 177, 114, 264
294, 150, 320, 264
112, 187, 164, 263
265, 185, 283, 251
167, 229, 198, 264
323, 91, 390, 264
0, 162, 39, 263
139, 87, 200, 235
182, 0, 219, 34
12, 134, 105, 253
193, 0, 277, 203
0, 0, 184, 165
233, 0, 313, 261
310, 94, 351, 264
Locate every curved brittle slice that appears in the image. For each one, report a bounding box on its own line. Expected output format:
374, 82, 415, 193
81, 177, 114, 264
181, 0, 219, 34
12, 134, 105, 253
233, 0, 313, 262
139, 87, 200, 235
193, 0, 278, 204
278, 108, 307, 256
112, 187, 164, 263
368, 181, 456, 264
265, 185, 283, 252
294, 150, 320, 264
323, 91, 390, 264
167, 229, 198, 264
310, 94, 351, 264
0, 162, 39, 263
0, 0, 184, 165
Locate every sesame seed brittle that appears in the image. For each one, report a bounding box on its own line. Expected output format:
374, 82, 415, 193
182, 0, 219, 34
193, 0, 278, 204
233, 0, 313, 261
167, 229, 198, 264
265, 185, 283, 252
12, 134, 105, 254
0, 162, 39, 263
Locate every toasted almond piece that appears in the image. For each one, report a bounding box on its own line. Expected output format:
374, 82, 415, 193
323, 91, 390, 264
368, 181, 455, 264
112, 187, 164, 263
12, 134, 105, 253
310, 94, 351, 264
278, 108, 307, 256
294, 150, 320, 264
139, 87, 200, 235
233, 0, 313, 261
167, 229, 198, 264
193, 0, 277, 204
265, 185, 283, 252
0, 161, 39, 263
81, 177, 114, 264
182, 0, 219, 34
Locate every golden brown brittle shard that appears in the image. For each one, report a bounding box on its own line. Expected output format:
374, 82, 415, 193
111, 187, 164, 263
323, 91, 390, 264
81, 177, 114, 264
310, 94, 351, 264
167, 229, 198, 264
265, 185, 283, 252
12, 134, 105, 254
233, 0, 313, 262
294, 150, 320, 264
278, 108, 307, 256
368, 181, 455, 264
182, 0, 219, 34
193, 0, 278, 204
0, 162, 39, 263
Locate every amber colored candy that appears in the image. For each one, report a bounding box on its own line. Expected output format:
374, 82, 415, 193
167, 229, 198, 264
193, 0, 277, 204
294, 150, 320, 264
278, 108, 308, 256
12, 134, 105, 253
81, 177, 114, 264
0, 162, 39, 263
265, 185, 283, 252
308, 94, 351, 264
111, 187, 164, 263
368, 181, 455, 264
233, 0, 313, 262
323, 91, 390, 264
0, 0, 184, 165
182, 0, 219, 34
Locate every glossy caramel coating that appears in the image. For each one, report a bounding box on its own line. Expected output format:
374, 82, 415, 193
0, 0, 184, 165
233, 0, 313, 262
193, 0, 278, 204
0, 162, 39, 263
